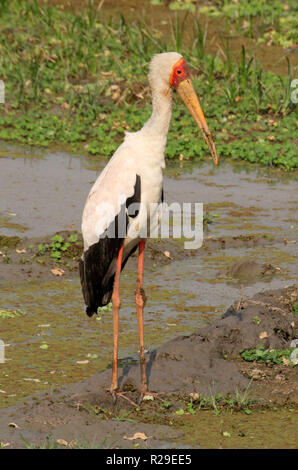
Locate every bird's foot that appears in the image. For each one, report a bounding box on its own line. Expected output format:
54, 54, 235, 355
109, 389, 138, 408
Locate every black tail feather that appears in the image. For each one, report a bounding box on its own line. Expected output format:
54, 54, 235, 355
79, 238, 138, 317
79, 236, 122, 316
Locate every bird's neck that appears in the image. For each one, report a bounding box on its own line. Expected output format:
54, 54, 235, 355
143, 84, 172, 139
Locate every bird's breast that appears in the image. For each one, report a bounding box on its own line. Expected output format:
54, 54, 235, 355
125, 164, 163, 243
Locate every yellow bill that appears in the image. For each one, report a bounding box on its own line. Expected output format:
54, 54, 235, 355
177, 79, 218, 165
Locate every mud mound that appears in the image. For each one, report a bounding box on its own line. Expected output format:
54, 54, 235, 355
117, 284, 297, 395
226, 260, 278, 281
199, 284, 297, 356
0, 285, 296, 448
59, 285, 297, 402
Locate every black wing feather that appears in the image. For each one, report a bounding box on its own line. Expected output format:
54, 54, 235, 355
80, 174, 141, 317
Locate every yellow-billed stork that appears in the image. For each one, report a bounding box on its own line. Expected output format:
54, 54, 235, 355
79, 52, 218, 401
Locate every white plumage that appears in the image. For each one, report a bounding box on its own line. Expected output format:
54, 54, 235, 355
79, 52, 218, 399
81, 52, 182, 280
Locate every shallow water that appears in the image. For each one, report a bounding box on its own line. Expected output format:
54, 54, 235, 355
1, 143, 296, 238
0, 142, 297, 406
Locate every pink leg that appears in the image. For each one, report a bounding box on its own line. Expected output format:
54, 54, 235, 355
110, 244, 123, 395
136, 240, 148, 395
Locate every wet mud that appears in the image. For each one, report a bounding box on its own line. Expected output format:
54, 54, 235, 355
0, 144, 297, 448
0, 284, 297, 449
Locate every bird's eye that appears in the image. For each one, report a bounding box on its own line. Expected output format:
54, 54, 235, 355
176, 69, 182, 75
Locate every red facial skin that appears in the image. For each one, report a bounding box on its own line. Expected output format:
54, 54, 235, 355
169, 58, 190, 89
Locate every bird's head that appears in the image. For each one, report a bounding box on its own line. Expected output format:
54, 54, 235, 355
149, 52, 218, 165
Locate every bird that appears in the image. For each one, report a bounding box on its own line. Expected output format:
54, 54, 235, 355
79, 52, 218, 402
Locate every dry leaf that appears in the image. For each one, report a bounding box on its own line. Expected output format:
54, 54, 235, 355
16, 249, 26, 254
68, 440, 78, 448
259, 331, 269, 339
8, 422, 20, 429
108, 84, 121, 102
51, 268, 65, 277
189, 392, 200, 400
251, 368, 264, 379
163, 250, 173, 260
282, 357, 290, 366
61, 102, 70, 110
143, 394, 154, 401
56, 439, 68, 446
0, 442, 10, 448
123, 432, 150, 441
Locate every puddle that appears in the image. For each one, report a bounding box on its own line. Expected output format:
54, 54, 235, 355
0, 142, 297, 406
179, 408, 298, 449
0, 144, 104, 237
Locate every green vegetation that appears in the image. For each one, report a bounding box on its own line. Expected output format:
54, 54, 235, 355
160, 0, 298, 48
0, 1, 296, 169
21, 434, 59, 449
170, 380, 255, 417
241, 347, 295, 365
97, 302, 112, 314
0, 235, 20, 249
37, 234, 78, 262
0, 308, 26, 319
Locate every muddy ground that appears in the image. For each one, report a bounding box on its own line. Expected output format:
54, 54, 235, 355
0, 284, 297, 449
0, 145, 297, 448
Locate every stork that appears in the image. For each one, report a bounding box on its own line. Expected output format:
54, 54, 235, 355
79, 52, 218, 402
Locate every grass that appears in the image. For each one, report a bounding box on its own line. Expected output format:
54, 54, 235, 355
167, 0, 298, 48
0, 0, 297, 169
0, 308, 26, 318
37, 233, 79, 262
172, 380, 255, 416
241, 347, 296, 365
